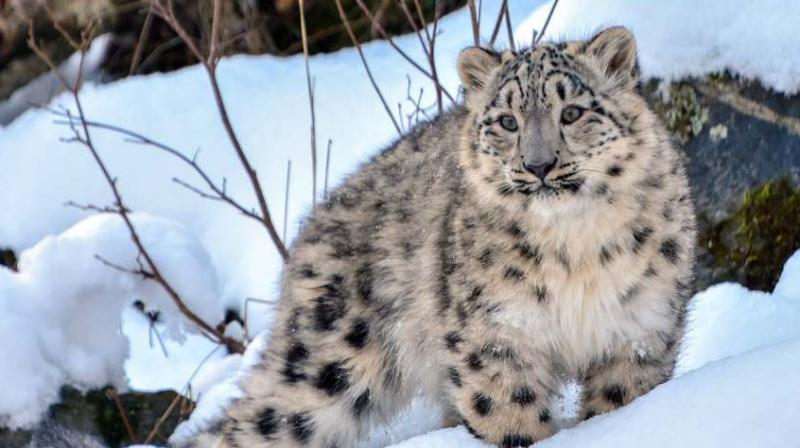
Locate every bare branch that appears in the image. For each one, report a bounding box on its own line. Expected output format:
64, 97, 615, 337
282, 159, 291, 244
488, 0, 507, 47
354, 0, 454, 103
334, 0, 402, 135
324, 139, 332, 200
298, 0, 318, 207
503, 0, 515, 51
28, 30, 245, 354
129, 5, 155, 76
105, 387, 139, 443
533, 0, 560, 46
467, 0, 480, 46
153, 0, 289, 260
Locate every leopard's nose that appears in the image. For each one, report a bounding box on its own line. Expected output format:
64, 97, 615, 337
524, 158, 558, 181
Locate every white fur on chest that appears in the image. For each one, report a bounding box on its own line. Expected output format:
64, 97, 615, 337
490, 249, 673, 373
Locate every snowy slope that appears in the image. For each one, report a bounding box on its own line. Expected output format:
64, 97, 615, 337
1, 0, 800, 443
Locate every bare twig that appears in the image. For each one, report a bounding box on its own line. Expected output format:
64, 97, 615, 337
503, 0, 515, 51
28, 21, 246, 355
283, 160, 291, 244
533, 0, 560, 45
324, 139, 332, 200
50, 115, 272, 231
488, 0, 507, 47
106, 387, 139, 443
354, 0, 454, 103
152, 0, 289, 261
129, 4, 155, 75
298, 0, 318, 207
334, 0, 402, 135
467, 0, 480, 46
144, 392, 182, 444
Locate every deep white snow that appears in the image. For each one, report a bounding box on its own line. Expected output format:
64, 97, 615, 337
1, 0, 799, 445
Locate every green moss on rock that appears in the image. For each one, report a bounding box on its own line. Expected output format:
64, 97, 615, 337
703, 177, 800, 291
654, 83, 709, 143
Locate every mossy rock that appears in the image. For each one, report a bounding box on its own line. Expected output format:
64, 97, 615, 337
701, 177, 800, 292
0, 386, 189, 448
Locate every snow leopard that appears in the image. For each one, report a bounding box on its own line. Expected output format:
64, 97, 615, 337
180, 27, 696, 448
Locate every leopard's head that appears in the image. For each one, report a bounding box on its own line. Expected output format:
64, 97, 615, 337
458, 27, 662, 216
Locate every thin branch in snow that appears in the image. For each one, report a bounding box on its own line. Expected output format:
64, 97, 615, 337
242, 297, 280, 342
283, 159, 292, 245
334, 0, 402, 135
28, 20, 245, 354
504, 0, 515, 51
324, 139, 332, 200
353, 0, 454, 104
298, 0, 318, 208
152, 0, 289, 261
106, 387, 139, 443
467, 0, 480, 46
533, 0, 560, 46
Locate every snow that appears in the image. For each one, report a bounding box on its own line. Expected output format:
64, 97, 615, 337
1, 0, 799, 444
517, 0, 800, 94
0, 214, 225, 429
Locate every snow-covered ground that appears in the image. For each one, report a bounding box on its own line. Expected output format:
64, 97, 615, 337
1, 0, 799, 445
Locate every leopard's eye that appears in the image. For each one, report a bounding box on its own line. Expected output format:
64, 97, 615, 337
561, 105, 584, 124
499, 115, 518, 132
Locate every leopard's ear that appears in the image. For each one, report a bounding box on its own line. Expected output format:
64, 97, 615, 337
582, 27, 638, 90
457, 46, 502, 93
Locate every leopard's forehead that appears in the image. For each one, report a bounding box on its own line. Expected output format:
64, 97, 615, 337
489, 44, 599, 111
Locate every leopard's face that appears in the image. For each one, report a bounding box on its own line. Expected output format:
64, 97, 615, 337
458, 28, 650, 214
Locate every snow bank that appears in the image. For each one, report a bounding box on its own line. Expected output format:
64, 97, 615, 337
517, 0, 800, 93
0, 214, 225, 428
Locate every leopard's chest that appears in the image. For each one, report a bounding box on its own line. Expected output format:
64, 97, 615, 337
482, 244, 674, 372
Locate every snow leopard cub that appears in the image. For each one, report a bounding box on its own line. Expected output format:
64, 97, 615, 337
181, 27, 696, 448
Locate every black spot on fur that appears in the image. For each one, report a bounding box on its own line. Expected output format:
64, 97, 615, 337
599, 245, 613, 265
603, 384, 627, 406
504, 266, 525, 282
515, 241, 542, 265
478, 248, 494, 268
584, 409, 598, 420
501, 434, 534, 447
472, 392, 494, 416
314, 277, 348, 331
354, 264, 373, 304
287, 342, 309, 363
594, 182, 609, 197
620, 284, 640, 304
539, 408, 551, 423
289, 413, 315, 443
511, 386, 536, 406
448, 367, 463, 387
445, 331, 464, 352
632, 225, 653, 253
644, 264, 658, 277
607, 164, 623, 176
659, 238, 680, 264
534, 285, 548, 303
344, 319, 370, 349
463, 419, 484, 440
556, 81, 566, 100
556, 246, 571, 272
466, 352, 484, 371
315, 361, 351, 396
256, 407, 280, 438
353, 389, 371, 418
282, 343, 309, 384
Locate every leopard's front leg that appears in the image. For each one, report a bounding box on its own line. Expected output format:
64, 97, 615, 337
579, 335, 677, 420
442, 327, 559, 447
